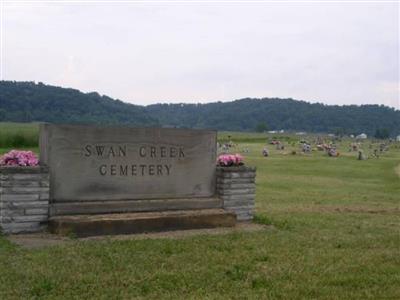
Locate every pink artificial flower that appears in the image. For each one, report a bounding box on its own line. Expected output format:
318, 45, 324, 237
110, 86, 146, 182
0, 150, 39, 167
217, 153, 244, 166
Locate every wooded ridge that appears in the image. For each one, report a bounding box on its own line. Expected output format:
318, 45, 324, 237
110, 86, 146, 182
1, 81, 399, 136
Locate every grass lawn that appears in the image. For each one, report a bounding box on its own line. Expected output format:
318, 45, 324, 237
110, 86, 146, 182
0, 133, 399, 299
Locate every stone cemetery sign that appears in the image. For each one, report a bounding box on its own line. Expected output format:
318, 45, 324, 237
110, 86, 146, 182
1, 124, 256, 235
40, 124, 217, 206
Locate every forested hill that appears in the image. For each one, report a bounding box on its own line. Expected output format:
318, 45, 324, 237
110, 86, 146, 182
146, 100, 400, 136
1, 81, 399, 136
0, 81, 158, 126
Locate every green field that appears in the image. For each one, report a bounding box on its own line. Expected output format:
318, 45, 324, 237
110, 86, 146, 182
0, 122, 39, 151
1, 124, 400, 299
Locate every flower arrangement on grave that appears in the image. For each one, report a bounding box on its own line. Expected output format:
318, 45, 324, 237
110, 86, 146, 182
0, 150, 39, 166
217, 153, 244, 167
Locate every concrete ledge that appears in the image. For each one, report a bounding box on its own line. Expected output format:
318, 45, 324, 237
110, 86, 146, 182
50, 197, 223, 216
49, 209, 236, 237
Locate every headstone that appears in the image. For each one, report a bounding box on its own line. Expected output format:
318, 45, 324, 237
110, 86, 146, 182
276, 142, 284, 150
302, 143, 311, 153
328, 148, 338, 157
358, 150, 367, 160
262, 147, 269, 157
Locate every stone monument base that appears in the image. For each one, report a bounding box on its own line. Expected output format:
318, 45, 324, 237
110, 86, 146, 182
49, 209, 236, 237
0, 166, 49, 234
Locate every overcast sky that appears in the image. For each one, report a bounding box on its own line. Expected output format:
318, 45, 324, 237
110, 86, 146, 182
1, 1, 399, 109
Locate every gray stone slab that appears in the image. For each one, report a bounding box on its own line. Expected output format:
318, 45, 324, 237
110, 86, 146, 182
217, 177, 255, 184
8, 174, 45, 181
0, 166, 48, 174
51, 197, 223, 216
219, 172, 256, 179
48, 209, 236, 237
2, 187, 49, 194
1, 208, 25, 217
40, 124, 217, 203
223, 198, 255, 208
39, 192, 49, 200
0, 181, 41, 188
1, 222, 44, 234
4, 201, 49, 209
224, 205, 254, 221
220, 194, 255, 201
225, 204, 255, 211
216, 166, 256, 173
40, 180, 50, 187
218, 188, 256, 195
235, 213, 254, 221
9, 215, 48, 223
1, 194, 39, 201
25, 208, 49, 215
217, 183, 255, 190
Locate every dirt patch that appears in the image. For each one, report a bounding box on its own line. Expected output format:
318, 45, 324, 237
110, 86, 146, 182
278, 205, 400, 215
329, 206, 400, 214
7, 223, 268, 250
8, 233, 71, 250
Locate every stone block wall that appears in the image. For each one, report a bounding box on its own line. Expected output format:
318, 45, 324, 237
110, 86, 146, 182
216, 166, 256, 221
0, 166, 49, 234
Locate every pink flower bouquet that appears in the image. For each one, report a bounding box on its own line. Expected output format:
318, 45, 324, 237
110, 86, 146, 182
217, 153, 244, 167
0, 150, 39, 167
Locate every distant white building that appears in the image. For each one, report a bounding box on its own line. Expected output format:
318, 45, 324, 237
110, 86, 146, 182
349, 134, 355, 138
295, 132, 306, 135
269, 129, 285, 133
356, 133, 367, 139
396, 135, 400, 142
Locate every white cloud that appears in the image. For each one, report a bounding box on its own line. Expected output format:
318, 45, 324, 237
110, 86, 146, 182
2, 2, 399, 109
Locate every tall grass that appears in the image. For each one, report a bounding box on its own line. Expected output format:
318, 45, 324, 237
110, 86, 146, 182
0, 123, 39, 148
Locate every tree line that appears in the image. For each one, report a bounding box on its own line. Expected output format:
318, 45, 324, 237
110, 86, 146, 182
1, 81, 399, 137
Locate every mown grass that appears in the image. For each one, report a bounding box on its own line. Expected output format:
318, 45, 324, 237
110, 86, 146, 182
217, 131, 301, 144
0, 126, 399, 299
